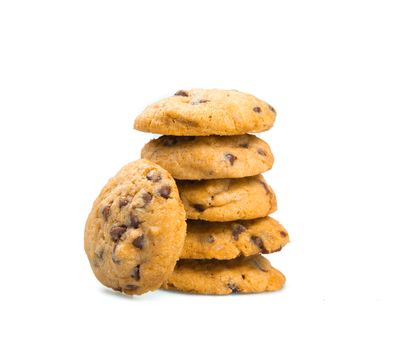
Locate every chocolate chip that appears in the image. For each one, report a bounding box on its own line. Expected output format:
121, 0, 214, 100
146, 170, 162, 183
227, 282, 239, 293
119, 198, 129, 208
251, 235, 263, 247
112, 256, 121, 265
95, 248, 104, 260
93, 248, 105, 267
112, 244, 122, 264
162, 136, 178, 146
193, 204, 205, 212
131, 265, 140, 280
132, 234, 145, 249
225, 153, 237, 166
124, 284, 138, 291
231, 224, 246, 241
268, 104, 276, 114
280, 231, 287, 237
142, 192, 153, 207
110, 225, 127, 242
253, 106, 261, 113
257, 148, 266, 156
251, 236, 269, 254
158, 185, 171, 199
112, 287, 122, 292
174, 90, 188, 97
239, 143, 249, 148
191, 99, 209, 105
260, 181, 270, 194
130, 212, 140, 229
207, 235, 215, 243
102, 205, 111, 221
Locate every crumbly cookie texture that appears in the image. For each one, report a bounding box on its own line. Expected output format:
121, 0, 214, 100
162, 255, 285, 295
141, 134, 274, 180
84, 159, 186, 295
134, 89, 276, 136
177, 175, 277, 222
181, 217, 289, 260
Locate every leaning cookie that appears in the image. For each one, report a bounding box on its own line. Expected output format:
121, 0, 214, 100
177, 175, 277, 222
84, 159, 186, 295
181, 217, 289, 260
134, 89, 276, 136
141, 134, 274, 180
162, 255, 285, 295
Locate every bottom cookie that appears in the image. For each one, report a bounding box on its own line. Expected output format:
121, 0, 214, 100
161, 255, 285, 295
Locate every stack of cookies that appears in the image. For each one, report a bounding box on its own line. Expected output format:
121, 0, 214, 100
135, 89, 289, 294
84, 88, 289, 296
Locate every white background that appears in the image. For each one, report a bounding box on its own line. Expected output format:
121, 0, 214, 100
1, 1, 392, 349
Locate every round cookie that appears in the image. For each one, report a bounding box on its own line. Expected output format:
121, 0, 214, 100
162, 255, 285, 295
181, 217, 289, 260
134, 89, 276, 136
177, 175, 277, 222
141, 134, 274, 180
84, 159, 186, 295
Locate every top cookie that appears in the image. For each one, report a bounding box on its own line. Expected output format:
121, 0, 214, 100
134, 89, 276, 136
84, 159, 186, 295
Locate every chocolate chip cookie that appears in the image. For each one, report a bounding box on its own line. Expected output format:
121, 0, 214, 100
84, 159, 186, 295
177, 175, 276, 221
181, 217, 289, 260
134, 89, 276, 136
141, 134, 274, 180
162, 255, 285, 295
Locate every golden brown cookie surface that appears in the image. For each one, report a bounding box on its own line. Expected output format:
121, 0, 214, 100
162, 255, 285, 295
181, 217, 289, 260
134, 89, 276, 136
141, 134, 274, 180
84, 159, 186, 295
177, 175, 277, 222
